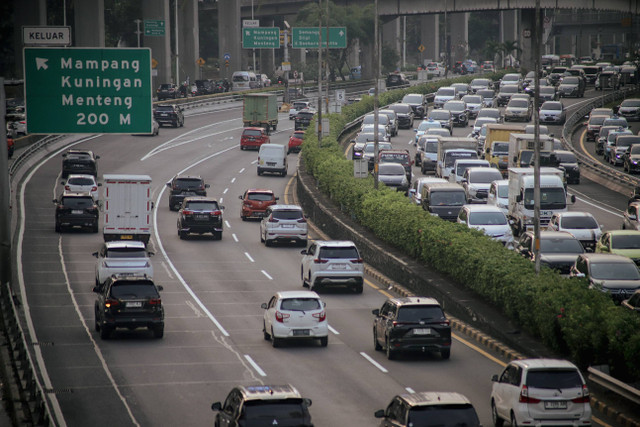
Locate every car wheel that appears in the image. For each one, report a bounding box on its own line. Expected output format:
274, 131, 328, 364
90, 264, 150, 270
173, 121, 178, 128
152, 326, 164, 339
263, 322, 271, 340
55, 223, 61, 233
100, 325, 111, 340
265, 238, 272, 247
353, 282, 363, 294
241, 215, 246, 221
260, 231, 265, 243
94, 309, 100, 332
510, 412, 518, 427
491, 401, 504, 427
257, 168, 262, 176
214, 231, 222, 240
385, 337, 396, 360
441, 348, 451, 359
179, 230, 187, 240
180, 120, 184, 127
319, 336, 328, 347
271, 329, 280, 348
92, 223, 99, 233
373, 328, 382, 351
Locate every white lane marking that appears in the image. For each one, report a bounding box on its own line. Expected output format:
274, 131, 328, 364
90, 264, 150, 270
406, 387, 416, 394
225, 220, 231, 229
239, 168, 245, 173
185, 300, 204, 318
231, 177, 236, 183
244, 355, 267, 377
232, 233, 239, 242
245, 252, 255, 263
261, 270, 273, 280
18, 135, 138, 427
360, 352, 388, 373
251, 159, 258, 164
571, 191, 624, 218
328, 325, 340, 335
161, 261, 175, 279
220, 197, 224, 203
223, 188, 228, 194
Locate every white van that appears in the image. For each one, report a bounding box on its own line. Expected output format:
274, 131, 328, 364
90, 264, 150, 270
257, 144, 288, 176
232, 71, 259, 91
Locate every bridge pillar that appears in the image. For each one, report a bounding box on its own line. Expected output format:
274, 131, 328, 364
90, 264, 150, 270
177, 0, 199, 85
420, 15, 439, 65
11, 0, 47, 78
449, 13, 468, 65
348, 38, 360, 70
383, 18, 401, 70
74, 0, 105, 47
218, 0, 242, 79
361, 41, 374, 80
259, 19, 276, 78
142, 0, 172, 89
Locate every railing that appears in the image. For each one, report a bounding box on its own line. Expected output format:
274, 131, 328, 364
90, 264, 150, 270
588, 366, 640, 406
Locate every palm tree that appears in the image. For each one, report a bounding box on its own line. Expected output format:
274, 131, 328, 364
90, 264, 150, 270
483, 40, 503, 66
502, 40, 522, 68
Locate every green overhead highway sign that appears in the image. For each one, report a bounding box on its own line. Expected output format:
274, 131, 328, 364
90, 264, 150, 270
24, 47, 153, 134
144, 20, 165, 36
242, 27, 280, 49
292, 27, 347, 49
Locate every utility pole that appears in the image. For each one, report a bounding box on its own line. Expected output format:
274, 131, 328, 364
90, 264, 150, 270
317, 0, 323, 144
251, 0, 256, 73
373, 0, 379, 189
175, 0, 179, 85
324, 0, 330, 114
533, 0, 542, 274
0, 78, 10, 288
134, 19, 142, 48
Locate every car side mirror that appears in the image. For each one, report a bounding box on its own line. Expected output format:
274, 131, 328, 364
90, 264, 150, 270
491, 374, 499, 382
166, 182, 171, 187
211, 402, 222, 411
260, 303, 268, 309
300, 249, 308, 255
205, 184, 210, 188
157, 285, 164, 291
238, 195, 243, 200
92, 285, 101, 293
303, 398, 312, 407
374, 409, 385, 418
92, 251, 98, 258
372, 309, 380, 316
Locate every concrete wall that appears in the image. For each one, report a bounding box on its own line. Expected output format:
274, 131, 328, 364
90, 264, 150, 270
420, 15, 439, 64
74, 0, 105, 47
449, 12, 468, 64
218, 0, 242, 78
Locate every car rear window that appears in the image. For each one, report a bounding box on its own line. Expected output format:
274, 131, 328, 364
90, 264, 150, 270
174, 178, 203, 189
319, 246, 359, 259
540, 238, 584, 254
62, 197, 94, 208
156, 105, 174, 112
380, 152, 409, 164
247, 192, 274, 201
184, 201, 219, 211
526, 369, 583, 389
280, 298, 321, 311
468, 212, 507, 226
611, 235, 640, 249
67, 177, 95, 185
560, 216, 597, 229
159, 84, 173, 90
110, 283, 159, 299
243, 129, 263, 137
243, 400, 306, 422
106, 248, 146, 258
397, 305, 445, 322
65, 153, 92, 161
408, 404, 480, 427
272, 210, 303, 220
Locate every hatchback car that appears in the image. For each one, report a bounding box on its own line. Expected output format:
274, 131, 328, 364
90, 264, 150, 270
433, 87, 457, 109
570, 253, 640, 302
476, 108, 502, 123
375, 392, 480, 427
462, 167, 503, 203
93, 240, 154, 286
301, 240, 364, 293
596, 230, 640, 264
457, 205, 513, 245
558, 76, 585, 98
623, 144, 640, 174
53, 191, 99, 233
538, 86, 558, 102
461, 94, 483, 119
504, 98, 532, 122
386, 72, 409, 87
166, 175, 209, 211
241, 127, 271, 150
372, 296, 452, 360
177, 196, 224, 240
585, 114, 608, 141
490, 358, 591, 427
486, 179, 509, 214
496, 85, 520, 107
260, 204, 308, 247
156, 83, 178, 100
287, 130, 305, 154
61, 149, 99, 178
547, 212, 601, 251
499, 73, 523, 90
616, 98, 640, 121
61, 174, 101, 200
539, 101, 566, 125
388, 103, 414, 129
401, 93, 426, 118
261, 291, 328, 347
239, 189, 278, 220
517, 231, 585, 275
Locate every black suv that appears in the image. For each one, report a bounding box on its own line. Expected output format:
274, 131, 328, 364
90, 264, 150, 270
294, 110, 315, 131
53, 191, 99, 233
166, 175, 210, 210
211, 384, 313, 427
386, 73, 409, 88
177, 196, 224, 240
195, 79, 215, 95
375, 392, 481, 427
517, 230, 584, 275
401, 93, 426, 119
156, 83, 178, 100
61, 149, 99, 178
93, 274, 164, 339
154, 104, 184, 128
372, 297, 452, 360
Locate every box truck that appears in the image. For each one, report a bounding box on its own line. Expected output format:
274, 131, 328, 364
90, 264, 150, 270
243, 93, 278, 133
436, 137, 478, 178
102, 174, 153, 244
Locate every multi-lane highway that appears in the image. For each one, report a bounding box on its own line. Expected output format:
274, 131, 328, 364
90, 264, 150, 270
11, 83, 636, 426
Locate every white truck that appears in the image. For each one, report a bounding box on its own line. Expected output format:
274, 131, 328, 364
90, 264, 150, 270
436, 137, 478, 178
102, 174, 153, 244
508, 133, 555, 169
508, 167, 575, 236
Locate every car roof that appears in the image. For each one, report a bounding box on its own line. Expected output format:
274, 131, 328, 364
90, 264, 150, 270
388, 296, 440, 306
270, 204, 303, 211
236, 385, 302, 401
604, 230, 640, 237
66, 174, 96, 180
314, 240, 358, 247
276, 290, 321, 299
175, 175, 203, 180
463, 204, 505, 213
61, 191, 93, 198
104, 241, 147, 250
182, 196, 219, 203
511, 358, 579, 370
581, 253, 636, 264
399, 392, 472, 407
535, 230, 576, 239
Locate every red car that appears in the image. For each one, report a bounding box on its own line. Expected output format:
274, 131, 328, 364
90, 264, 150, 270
7, 135, 14, 158
240, 127, 270, 150
239, 189, 278, 220
288, 130, 305, 154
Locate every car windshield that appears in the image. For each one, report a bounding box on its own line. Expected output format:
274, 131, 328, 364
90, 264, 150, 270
390, 104, 411, 114
560, 215, 598, 229
462, 96, 482, 104
509, 100, 529, 108
407, 404, 480, 427
562, 77, 580, 84
437, 88, 455, 97
456, 163, 482, 176
478, 110, 499, 119
243, 400, 306, 421
617, 137, 640, 147
397, 305, 445, 322
185, 201, 219, 211
431, 191, 466, 206
67, 177, 95, 185
471, 79, 489, 86
542, 102, 562, 111
469, 170, 502, 183
365, 143, 392, 153
468, 212, 507, 225
590, 262, 640, 280
603, 119, 628, 128
425, 141, 438, 153
478, 90, 494, 98
155, 105, 175, 112
611, 235, 640, 249
501, 86, 519, 94
445, 151, 477, 167
526, 369, 583, 389
540, 87, 556, 94
402, 95, 423, 104
621, 100, 640, 107
363, 115, 389, 125
589, 116, 607, 125
62, 197, 93, 208
272, 210, 303, 220
523, 188, 566, 210
496, 185, 509, 198
280, 298, 321, 311
631, 145, 640, 155
318, 246, 359, 259
243, 129, 263, 137
430, 111, 450, 120
540, 238, 584, 254
110, 283, 159, 299
556, 152, 577, 163
159, 84, 173, 90
503, 75, 520, 82
106, 248, 146, 258
174, 179, 203, 190
247, 192, 274, 202
418, 121, 440, 131
492, 142, 509, 155
444, 102, 465, 112
379, 164, 405, 175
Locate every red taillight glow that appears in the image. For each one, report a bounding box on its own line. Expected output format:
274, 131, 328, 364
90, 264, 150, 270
349, 258, 363, 263
211, 210, 222, 216
519, 385, 541, 404
148, 298, 161, 305
91, 186, 98, 192
268, 217, 279, 223
275, 311, 290, 323
105, 299, 119, 308
64, 185, 70, 191
313, 311, 326, 322
297, 218, 307, 223
571, 385, 590, 403
183, 209, 193, 215
314, 258, 328, 264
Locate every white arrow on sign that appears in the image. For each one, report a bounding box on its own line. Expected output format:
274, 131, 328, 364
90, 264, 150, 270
36, 57, 48, 70
339, 30, 344, 37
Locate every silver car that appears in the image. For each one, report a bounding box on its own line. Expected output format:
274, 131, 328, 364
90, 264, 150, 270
377, 163, 409, 193
260, 205, 308, 247
539, 101, 566, 125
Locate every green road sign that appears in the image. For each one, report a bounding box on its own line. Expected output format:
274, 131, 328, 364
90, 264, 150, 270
242, 27, 280, 49
24, 47, 153, 134
292, 27, 347, 49
144, 20, 165, 36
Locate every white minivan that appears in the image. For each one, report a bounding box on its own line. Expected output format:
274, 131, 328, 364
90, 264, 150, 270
231, 71, 259, 91
257, 143, 288, 176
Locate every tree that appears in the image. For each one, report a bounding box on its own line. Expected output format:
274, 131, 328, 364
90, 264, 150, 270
502, 40, 522, 68
483, 39, 503, 66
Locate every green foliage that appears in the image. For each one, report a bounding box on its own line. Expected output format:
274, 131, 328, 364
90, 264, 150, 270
300, 73, 640, 380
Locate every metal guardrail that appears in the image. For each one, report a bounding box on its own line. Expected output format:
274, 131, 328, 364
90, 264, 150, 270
588, 366, 640, 406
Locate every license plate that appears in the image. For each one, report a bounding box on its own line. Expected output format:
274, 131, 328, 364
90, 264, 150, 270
281, 224, 294, 228
72, 210, 83, 214
413, 328, 432, 335
126, 301, 142, 308
121, 235, 133, 239
183, 191, 196, 196
161, 113, 168, 116
544, 401, 567, 410
267, 162, 276, 166
330, 263, 347, 270
195, 214, 208, 220
293, 329, 310, 336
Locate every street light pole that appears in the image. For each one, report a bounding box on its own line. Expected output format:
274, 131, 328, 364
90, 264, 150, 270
252, 0, 256, 73
533, 0, 542, 274
175, 0, 179, 85
134, 19, 142, 48
317, 0, 323, 144
373, 0, 379, 189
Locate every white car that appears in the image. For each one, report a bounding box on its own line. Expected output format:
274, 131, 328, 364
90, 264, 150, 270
491, 358, 592, 427
461, 94, 483, 118
462, 167, 503, 203
539, 101, 566, 125
300, 240, 364, 293
547, 211, 601, 252
289, 101, 311, 120
62, 174, 101, 200
457, 205, 514, 246
92, 241, 154, 286
487, 179, 509, 214
450, 159, 490, 184
261, 290, 328, 347
433, 87, 457, 109
426, 62, 445, 77
260, 204, 308, 247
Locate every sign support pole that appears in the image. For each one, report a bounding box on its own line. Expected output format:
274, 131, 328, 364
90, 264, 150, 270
0, 78, 10, 287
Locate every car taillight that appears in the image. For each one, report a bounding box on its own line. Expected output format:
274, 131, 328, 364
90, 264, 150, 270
314, 258, 328, 264
268, 217, 279, 223
439, 319, 450, 326
182, 209, 193, 215
148, 298, 161, 305
392, 321, 412, 326
243, 202, 252, 207
313, 311, 326, 322
349, 258, 363, 263
571, 385, 590, 403
105, 299, 119, 308
297, 218, 307, 223
91, 186, 98, 192
211, 210, 222, 216
64, 185, 70, 191
519, 385, 541, 403
275, 311, 290, 323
